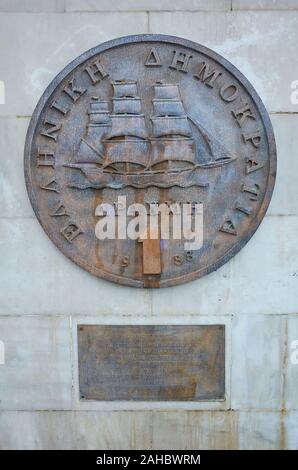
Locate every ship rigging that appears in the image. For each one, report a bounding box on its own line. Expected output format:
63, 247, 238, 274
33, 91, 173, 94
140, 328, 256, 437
66, 80, 237, 189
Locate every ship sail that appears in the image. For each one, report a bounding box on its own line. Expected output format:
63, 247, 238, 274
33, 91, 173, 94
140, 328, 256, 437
106, 81, 147, 140
106, 115, 147, 140
113, 98, 142, 115
72, 139, 104, 164
151, 116, 192, 138
73, 98, 110, 164
149, 83, 196, 167
88, 99, 110, 125
67, 80, 237, 188
112, 81, 138, 98
152, 99, 184, 117
103, 80, 149, 169
153, 84, 181, 100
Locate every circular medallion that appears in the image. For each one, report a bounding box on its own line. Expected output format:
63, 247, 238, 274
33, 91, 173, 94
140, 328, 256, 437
24, 35, 276, 288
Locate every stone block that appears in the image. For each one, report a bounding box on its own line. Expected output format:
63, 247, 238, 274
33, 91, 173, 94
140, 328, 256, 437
238, 411, 281, 449
230, 216, 298, 315
0, 411, 131, 449
66, 0, 231, 12
231, 315, 284, 409
0, 12, 148, 117
268, 114, 298, 216
0, 218, 152, 316
233, 0, 298, 10
149, 10, 298, 112
0, 117, 34, 218
0, 316, 72, 410
285, 316, 298, 410
284, 411, 298, 449
151, 411, 238, 449
0, 0, 65, 12
152, 216, 298, 316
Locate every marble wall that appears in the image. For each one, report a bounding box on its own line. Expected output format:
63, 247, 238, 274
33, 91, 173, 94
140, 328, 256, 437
0, 0, 297, 449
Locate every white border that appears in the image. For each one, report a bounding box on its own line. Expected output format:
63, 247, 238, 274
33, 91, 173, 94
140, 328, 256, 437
71, 315, 231, 411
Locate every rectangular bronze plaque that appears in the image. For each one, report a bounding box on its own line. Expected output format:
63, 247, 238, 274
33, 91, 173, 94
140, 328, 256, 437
78, 325, 225, 401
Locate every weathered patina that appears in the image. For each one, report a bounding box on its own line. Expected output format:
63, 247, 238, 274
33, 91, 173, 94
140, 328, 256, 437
24, 35, 276, 287
78, 325, 225, 401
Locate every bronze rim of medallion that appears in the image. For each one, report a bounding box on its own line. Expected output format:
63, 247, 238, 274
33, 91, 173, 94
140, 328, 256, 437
24, 34, 276, 288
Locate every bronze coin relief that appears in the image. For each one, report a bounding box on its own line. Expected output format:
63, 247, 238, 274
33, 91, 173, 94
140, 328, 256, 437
24, 35, 276, 288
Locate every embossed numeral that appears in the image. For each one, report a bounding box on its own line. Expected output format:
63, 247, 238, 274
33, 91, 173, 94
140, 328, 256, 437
121, 256, 129, 268
174, 252, 193, 265
139, 238, 161, 275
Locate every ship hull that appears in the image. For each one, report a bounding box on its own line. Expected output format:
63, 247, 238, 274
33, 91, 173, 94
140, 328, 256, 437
103, 139, 149, 170
65, 158, 237, 190
69, 165, 208, 189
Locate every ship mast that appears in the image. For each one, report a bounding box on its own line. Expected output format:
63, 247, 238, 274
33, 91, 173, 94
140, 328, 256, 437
150, 82, 196, 169
73, 97, 110, 164
102, 80, 149, 172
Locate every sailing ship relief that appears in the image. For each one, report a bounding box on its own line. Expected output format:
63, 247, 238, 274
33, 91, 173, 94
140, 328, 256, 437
66, 80, 237, 189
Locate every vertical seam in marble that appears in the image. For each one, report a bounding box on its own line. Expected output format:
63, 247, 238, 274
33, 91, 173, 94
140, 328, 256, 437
151, 411, 156, 449
229, 314, 235, 410
149, 289, 153, 317
130, 413, 136, 449
148, 11, 151, 33
281, 315, 288, 411
234, 410, 239, 449
280, 315, 288, 449
227, 314, 233, 410
150, 410, 154, 449
69, 315, 75, 410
